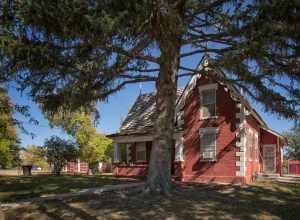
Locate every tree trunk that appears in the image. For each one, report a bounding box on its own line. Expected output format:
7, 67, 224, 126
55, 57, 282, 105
145, 33, 181, 195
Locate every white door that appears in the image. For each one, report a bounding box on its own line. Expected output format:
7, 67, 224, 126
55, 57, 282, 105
263, 145, 276, 173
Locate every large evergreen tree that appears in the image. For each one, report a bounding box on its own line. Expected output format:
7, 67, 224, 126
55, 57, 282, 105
0, 0, 299, 193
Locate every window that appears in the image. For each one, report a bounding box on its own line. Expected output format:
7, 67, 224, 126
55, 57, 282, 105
136, 142, 146, 162
199, 128, 218, 161
248, 129, 253, 161
119, 144, 128, 163
199, 84, 217, 119
254, 133, 259, 160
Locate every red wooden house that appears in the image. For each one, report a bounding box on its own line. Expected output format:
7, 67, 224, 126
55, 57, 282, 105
109, 58, 285, 184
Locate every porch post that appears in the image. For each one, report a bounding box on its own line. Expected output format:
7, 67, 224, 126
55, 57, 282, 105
113, 142, 120, 163
126, 144, 131, 163
175, 136, 184, 162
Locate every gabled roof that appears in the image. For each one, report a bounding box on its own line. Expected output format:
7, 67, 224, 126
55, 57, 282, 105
176, 56, 267, 127
110, 56, 284, 140
118, 89, 184, 135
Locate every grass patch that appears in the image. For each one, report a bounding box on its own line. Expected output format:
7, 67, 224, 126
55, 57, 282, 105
1, 180, 300, 220
0, 174, 132, 202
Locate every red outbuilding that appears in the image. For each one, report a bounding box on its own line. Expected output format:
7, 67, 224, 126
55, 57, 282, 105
109, 57, 286, 184
288, 160, 300, 175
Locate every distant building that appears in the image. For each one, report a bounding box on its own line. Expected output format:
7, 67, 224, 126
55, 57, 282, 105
63, 159, 111, 174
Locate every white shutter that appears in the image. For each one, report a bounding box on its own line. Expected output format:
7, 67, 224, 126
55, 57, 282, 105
175, 137, 184, 161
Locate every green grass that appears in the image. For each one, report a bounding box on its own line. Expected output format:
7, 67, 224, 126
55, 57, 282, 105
0, 174, 131, 202
1, 180, 300, 220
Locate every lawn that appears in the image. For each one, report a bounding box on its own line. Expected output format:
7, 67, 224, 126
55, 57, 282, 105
0, 174, 133, 203
1, 180, 300, 220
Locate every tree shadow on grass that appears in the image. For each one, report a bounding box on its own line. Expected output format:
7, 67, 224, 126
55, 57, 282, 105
3, 181, 300, 220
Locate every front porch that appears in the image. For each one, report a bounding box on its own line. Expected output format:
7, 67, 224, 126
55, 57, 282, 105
111, 133, 184, 178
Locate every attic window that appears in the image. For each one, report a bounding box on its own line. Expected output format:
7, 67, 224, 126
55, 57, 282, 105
199, 84, 217, 119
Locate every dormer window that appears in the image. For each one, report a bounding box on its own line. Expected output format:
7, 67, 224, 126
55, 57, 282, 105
199, 84, 217, 119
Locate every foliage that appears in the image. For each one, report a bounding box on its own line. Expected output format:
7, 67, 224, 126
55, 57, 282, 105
21, 145, 48, 168
47, 111, 112, 168
1, 0, 299, 193
1, 0, 299, 118
284, 123, 300, 161
43, 136, 79, 175
0, 86, 20, 168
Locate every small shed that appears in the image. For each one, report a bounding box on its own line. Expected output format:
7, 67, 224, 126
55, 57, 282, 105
288, 160, 300, 175
22, 165, 33, 176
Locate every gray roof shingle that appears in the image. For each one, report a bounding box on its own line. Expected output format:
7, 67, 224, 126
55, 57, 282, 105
120, 89, 184, 134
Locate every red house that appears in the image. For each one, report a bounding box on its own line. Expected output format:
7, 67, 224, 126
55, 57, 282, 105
109, 58, 285, 184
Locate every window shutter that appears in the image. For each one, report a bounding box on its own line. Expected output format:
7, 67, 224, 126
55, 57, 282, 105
175, 137, 184, 161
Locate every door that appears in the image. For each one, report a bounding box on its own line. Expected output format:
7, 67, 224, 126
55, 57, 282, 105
263, 145, 276, 173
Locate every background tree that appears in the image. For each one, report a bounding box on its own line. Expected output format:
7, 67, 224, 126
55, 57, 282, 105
21, 145, 48, 169
1, 0, 299, 193
0, 85, 20, 168
46, 111, 112, 173
43, 136, 78, 176
284, 122, 300, 161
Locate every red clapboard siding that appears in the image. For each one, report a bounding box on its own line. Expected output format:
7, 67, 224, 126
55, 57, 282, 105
289, 160, 300, 175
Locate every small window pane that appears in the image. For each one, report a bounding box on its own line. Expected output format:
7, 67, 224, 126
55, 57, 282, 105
202, 134, 215, 147
136, 143, 146, 162
202, 89, 215, 105
202, 104, 216, 118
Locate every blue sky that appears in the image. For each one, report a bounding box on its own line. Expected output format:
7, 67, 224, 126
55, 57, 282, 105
7, 56, 294, 147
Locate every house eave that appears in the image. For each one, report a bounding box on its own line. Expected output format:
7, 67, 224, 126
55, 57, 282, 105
108, 130, 184, 143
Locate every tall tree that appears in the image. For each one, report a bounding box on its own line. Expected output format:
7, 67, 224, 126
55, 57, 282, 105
43, 136, 78, 176
47, 111, 112, 173
0, 85, 20, 168
1, 0, 299, 193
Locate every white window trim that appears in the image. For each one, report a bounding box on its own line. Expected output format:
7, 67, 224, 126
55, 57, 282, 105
248, 129, 253, 161
175, 136, 184, 162
199, 84, 218, 120
136, 142, 146, 162
199, 127, 218, 162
